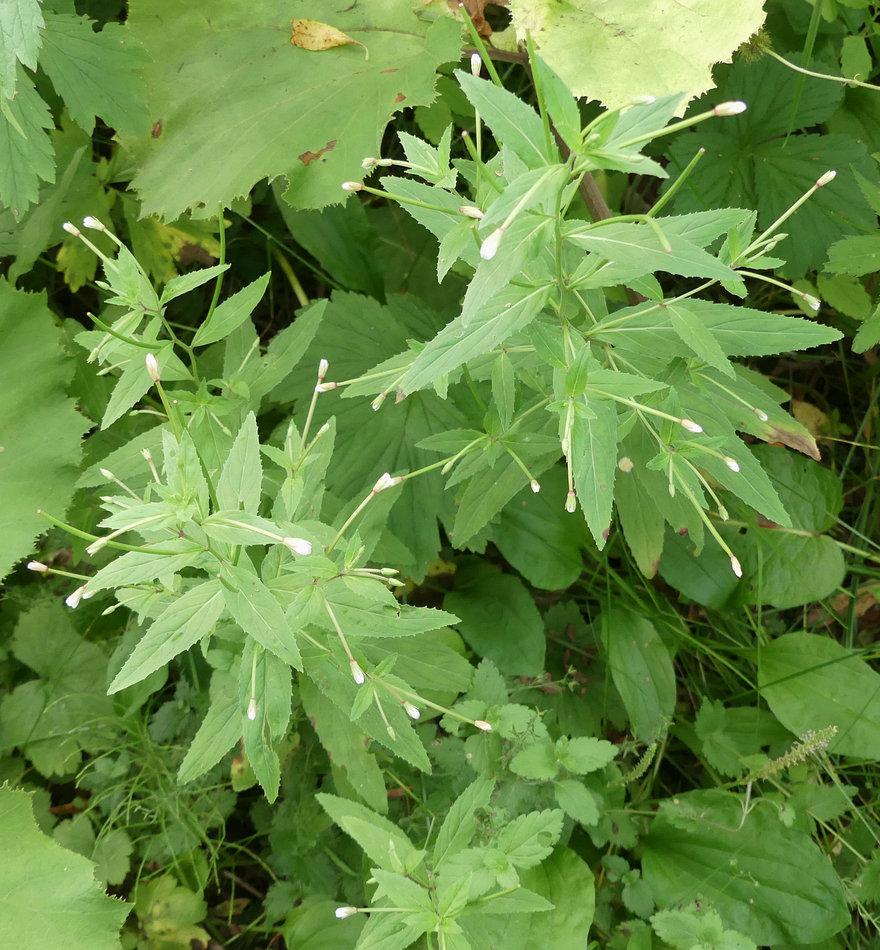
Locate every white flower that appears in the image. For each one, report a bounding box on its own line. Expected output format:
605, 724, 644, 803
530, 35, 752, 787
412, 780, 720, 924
350, 659, 366, 685
565, 491, 577, 513
730, 555, 743, 578
714, 100, 747, 116
371, 392, 386, 411
479, 227, 505, 260
470, 51, 482, 76
27, 561, 48, 572
314, 381, 338, 392
341, 181, 364, 192
679, 418, 703, 433
474, 720, 492, 731
816, 170, 836, 187
318, 358, 329, 379
247, 697, 257, 721
458, 205, 484, 220
82, 216, 104, 230
802, 294, 821, 311
403, 701, 420, 720
372, 472, 400, 493
530, 479, 541, 493
335, 906, 359, 919
753, 407, 769, 422
723, 456, 740, 473
62, 221, 79, 236
282, 537, 312, 556
145, 353, 160, 382
65, 585, 88, 609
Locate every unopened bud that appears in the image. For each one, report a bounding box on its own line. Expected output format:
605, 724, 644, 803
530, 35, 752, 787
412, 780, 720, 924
802, 294, 820, 311
341, 181, 364, 192
479, 227, 505, 261
282, 537, 312, 556
371, 392, 387, 411
145, 353, 160, 382
315, 382, 338, 392
247, 697, 257, 720
335, 906, 359, 919
82, 216, 104, 231
27, 561, 48, 572
350, 659, 366, 685
816, 170, 836, 187
65, 585, 88, 609
565, 491, 577, 513
62, 221, 80, 236
372, 472, 400, 493
470, 51, 482, 76
718, 505, 729, 521
403, 701, 420, 720
318, 358, 329, 379
459, 205, 484, 219
730, 555, 743, 578
753, 407, 769, 422
713, 100, 747, 116
723, 456, 740, 473
530, 479, 541, 493
474, 719, 492, 731
680, 419, 703, 433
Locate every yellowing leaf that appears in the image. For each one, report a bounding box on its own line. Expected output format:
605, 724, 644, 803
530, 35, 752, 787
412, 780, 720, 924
291, 19, 367, 58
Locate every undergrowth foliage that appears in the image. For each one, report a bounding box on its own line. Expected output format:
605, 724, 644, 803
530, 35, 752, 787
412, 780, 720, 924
4, 2, 880, 949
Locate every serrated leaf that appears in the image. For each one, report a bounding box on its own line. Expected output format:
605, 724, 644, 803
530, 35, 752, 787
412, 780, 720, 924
40, 14, 150, 135
570, 396, 617, 548
555, 736, 617, 775
0, 0, 43, 98
159, 263, 230, 306
109, 579, 225, 693
554, 779, 599, 826
433, 777, 495, 869
192, 272, 270, 347
317, 792, 418, 873
510, 740, 559, 781
126, 1, 463, 215
0, 787, 130, 949
216, 412, 262, 513
0, 280, 88, 579
497, 810, 564, 869
178, 668, 241, 784
0, 69, 54, 216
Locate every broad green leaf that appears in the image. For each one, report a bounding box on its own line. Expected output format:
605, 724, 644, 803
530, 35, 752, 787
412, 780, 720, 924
222, 561, 303, 669
178, 669, 241, 784
693, 700, 790, 779
602, 604, 675, 742
109, 580, 225, 693
0, 787, 130, 949
279, 899, 365, 950
668, 301, 735, 377
0, 280, 88, 579
0, 0, 43, 97
652, 907, 755, 950
446, 570, 545, 676
816, 272, 872, 321
317, 793, 418, 873
758, 633, 880, 759
497, 809, 564, 869
134, 876, 208, 948
216, 412, 262, 514
643, 790, 849, 945
433, 777, 495, 870
570, 396, 618, 548
510, 740, 559, 782
492, 466, 591, 590
825, 233, 880, 278
659, 528, 739, 610
456, 70, 556, 169
126, 1, 463, 215
192, 272, 270, 347
491, 352, 515, 430
84, 540, 205, 596
300, 677, 388, 814
614, 463, 665, 577
40, 14, 150, 135
0, 67, 54, 212
853, 301, 880, 354
554, 779, 599, 826
509, 0, 765, 106
554, 736, 617, 775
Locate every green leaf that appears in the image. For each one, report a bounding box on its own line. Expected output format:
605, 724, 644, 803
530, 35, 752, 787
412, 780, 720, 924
0, 67, 54, 212
445, 569, 546, 676
511, 0, 765, 106
0, 280, 88, 579
317, 792, 418, 873
126, 2, 463, 215
510, 739, 559, 781
40, 14, 149, 135
758, 633, 880, 759
222, 561, 303, 669
570, 396, 618, 548
825, 233, 880, 278
0, 0, 43, 98
854, 301, 880, 354
110, 580, 225, 693
159, 263, 230, 306
602, 604, 675, 742
643, 790, 849, 945
668, 301, 735, 377
554, 779, 599, 826
192, 272, 270, 347
433, 777, 495, 869
554, 736, 617, 775
497, 809, 564, 869
216, 412, 262, 514
0, 787, 130, 949
178, 669, 241, 784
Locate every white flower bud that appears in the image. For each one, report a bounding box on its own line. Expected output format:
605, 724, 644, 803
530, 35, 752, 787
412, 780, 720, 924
371, 392, 387, 411
474, 719, 492, 731
82, 216, 104, 231
403, 701, 420, 720
713, 100, 747, 116
723, 456, 740, 473
350, 659, 366, 685
459, 205, 484, 220
282, 537, 312, 556
530, 479, 541, 493
680, 419, 703, 433
247, 697, 257, 720
730, 555, 743, 578
62, 221, 80, 236
816, 170, 836, 187
470, 51, 482, 76
65, 585, 88, 608
145, 353, 160, 382
335, 906, 359, 919
802, 294, 821, 311
372, 472, 399, 493
753, 407, 769, 422
341, 181, 364, 192
318, 358, 329, 379
479, 227, 505, 260
718, 505, 729, 521
565, 491, 577, 513
314, 382, 338, 392
27, 561, 48, 572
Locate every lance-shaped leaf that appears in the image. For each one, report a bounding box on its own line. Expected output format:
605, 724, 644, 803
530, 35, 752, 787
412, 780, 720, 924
433, 777, 496, 870
192, 272, 269, 347
216, 411, 262, 513
178, 668, 240, 784
109, 579, 225, 693
570, 396, 618, 549
317, 792, 419, 872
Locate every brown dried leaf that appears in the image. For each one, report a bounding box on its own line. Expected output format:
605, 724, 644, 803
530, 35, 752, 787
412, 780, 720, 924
792, 399, 828, 438
290, 19, 367, 58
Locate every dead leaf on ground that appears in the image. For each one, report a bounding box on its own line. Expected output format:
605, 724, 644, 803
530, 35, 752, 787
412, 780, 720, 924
792, 399, 828, 437
290, 19, 368, 59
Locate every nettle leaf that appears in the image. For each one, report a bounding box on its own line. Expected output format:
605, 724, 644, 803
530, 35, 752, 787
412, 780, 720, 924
0, 0, 43, 97
510, 0, 764, 106
497, 810, 564, 869
555, 736, 617, 775
0, 68, 54, 216
0, 280, 89, 579
40, 14, 150, 135
643, 790, 848, 945
126, 0, 463, 215
433, 777, 495, 870
0, 787, 130, 950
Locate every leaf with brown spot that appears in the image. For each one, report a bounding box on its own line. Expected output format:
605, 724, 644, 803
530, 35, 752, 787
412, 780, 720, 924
291, 19, 367, 59
760, 421, 821, 461
298, 139, 337, 166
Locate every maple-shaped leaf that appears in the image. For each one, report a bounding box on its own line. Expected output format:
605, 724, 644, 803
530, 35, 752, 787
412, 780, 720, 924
508, 0, 765, 106
0, 787, 130, 949
0, 67, 55, 214
0, 0, 43, 97
124, 0, 462, 216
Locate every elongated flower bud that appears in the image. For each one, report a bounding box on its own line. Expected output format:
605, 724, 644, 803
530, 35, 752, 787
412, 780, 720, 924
62, 221, 80, 236
372, 472, 400, 493
403, 701, 420, 720
679, 418, 703, 433
816, 170, 836, 187
470, 51, 482, 76
82, 216, 105, 231
530, 479, 541, 493
335, 907, 359, 919
730, 555, 743, 578
341, 181, 363, 192
459, 205, 484, 220
714, 100, 747, 116
565, 491, 577, 513
753, 407, 769, 422
247, 697, 257, 720
479, 227, 505, 261
145, 353, 160, 382
27, 561, 48, 572
282, 537, 312, 556
474, 720, 492, 731
318, 358, 329, 379
723, 456, 740, 473
350, 659, 366, 685
65, 585, 88, 608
